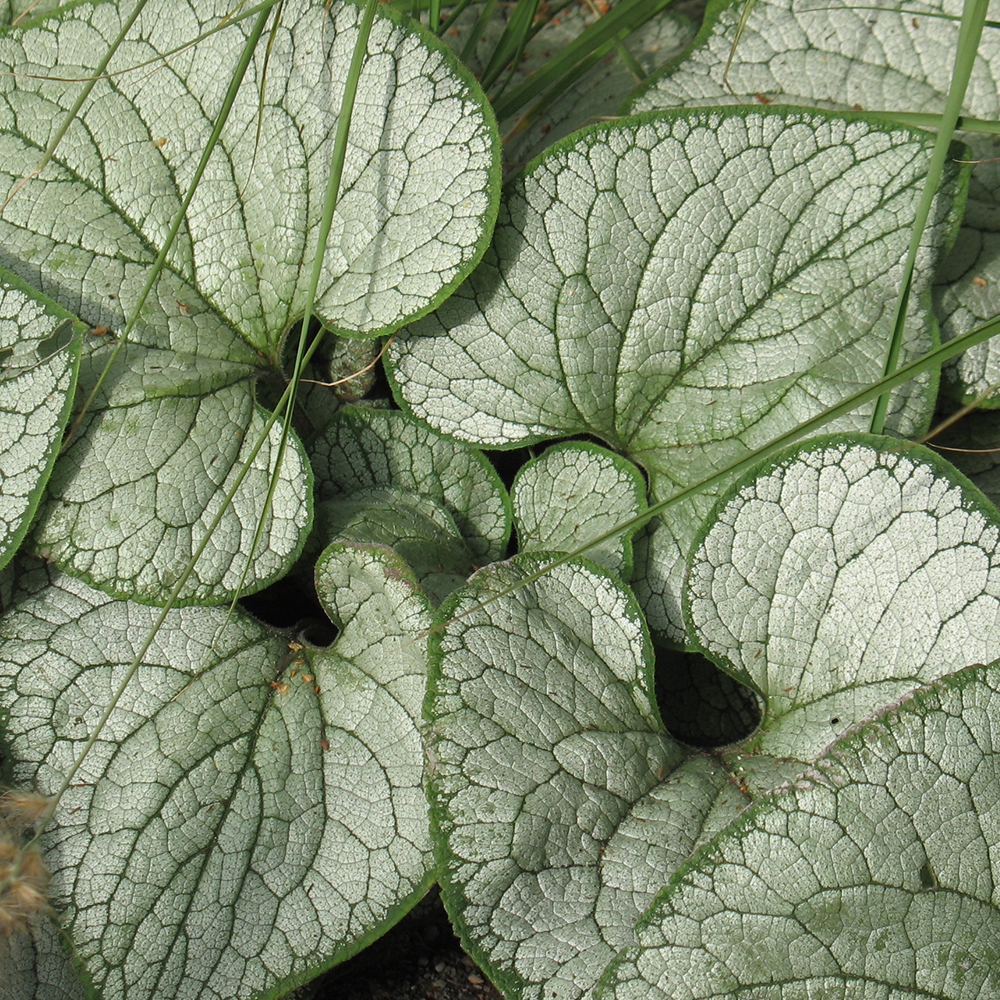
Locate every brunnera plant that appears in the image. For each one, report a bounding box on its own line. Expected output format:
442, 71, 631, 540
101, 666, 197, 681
0, 1, 999, 999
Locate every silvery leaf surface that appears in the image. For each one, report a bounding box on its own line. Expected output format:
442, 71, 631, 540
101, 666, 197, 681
0, 548, 435, 1000
426, 435, 1000, 999
0, 0, 499, 601
389, 107, 960, 640
598, 661, 1000, 999
685, 435, 1000, 762
629, 0, 1000, 405
313, 485, 477, 605
33, 341, 310, 604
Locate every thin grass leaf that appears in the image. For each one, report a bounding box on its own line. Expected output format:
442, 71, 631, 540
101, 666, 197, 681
460, 0, 499, 62
491, 0, 673, 120
870, 0, 990, 433
479, 0, 539, 92
62, 2, 275, 450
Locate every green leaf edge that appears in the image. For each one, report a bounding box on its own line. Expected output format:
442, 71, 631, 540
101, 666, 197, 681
258, 873, 440, 1000
0, 267, 83, 574
423, 550, 663, 1000
31, 542, 438, 1000
680, 430, 1000, 698
314, 533, 438, 628
621, 0, 751, 116
593, 656, 1000, 999
621, 0, 977, 417
306, 539, 440, 993
3, 0, 504, 344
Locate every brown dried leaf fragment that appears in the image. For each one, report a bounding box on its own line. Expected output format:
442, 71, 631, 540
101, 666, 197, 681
0, 788, 53, 936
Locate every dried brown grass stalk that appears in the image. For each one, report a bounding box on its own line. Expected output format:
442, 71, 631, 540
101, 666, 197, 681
0, 788, 52, 937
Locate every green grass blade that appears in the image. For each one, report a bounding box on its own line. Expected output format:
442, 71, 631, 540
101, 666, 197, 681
795, 3, 1000, 29
722, 0, 757, 95
869, 0, 989, 433
426, 312, 1000, 636
61, 3, 277, 448
479, 0, 539, 93
460, 0, 499, 63
438, 0, 490, 35
501, 28, 632, 150
491, 0, 672, 121
19, 321, 328, 865
0, 0, 287, 89
219, 0, 381, 627
12, 0, 282, 860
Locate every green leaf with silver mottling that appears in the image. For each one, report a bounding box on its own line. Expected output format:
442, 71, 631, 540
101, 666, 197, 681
686, 434, 1000, 762
598, 661, 1000, 1000
33, 342, 311, 605
511, 442, 645, 578
628, 0, 1000, 406
0, 0, 499, 602
0, 549, 434, 1000
426, 434, 1000, 1000
0, 268, 80, 572
309, 406, 510, 563
313, 485, 476, 605
390, 106, 961, 640
0, 0, 499, 347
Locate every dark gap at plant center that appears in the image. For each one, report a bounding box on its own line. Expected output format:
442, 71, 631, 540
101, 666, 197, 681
240, 573, 332, 637
307, 886, 502, 1000
654, 646, 762, 748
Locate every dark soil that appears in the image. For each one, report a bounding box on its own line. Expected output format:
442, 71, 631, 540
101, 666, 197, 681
309, 889, 504, 1000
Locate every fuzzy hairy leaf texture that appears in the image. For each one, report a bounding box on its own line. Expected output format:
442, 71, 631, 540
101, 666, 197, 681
389, 106, 962, 640
0, 550, 435, 1000
0, 0, 499, 602
0, 269, 80, 571
629, 0, 1000, 405
426, 435, 1000, 1000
